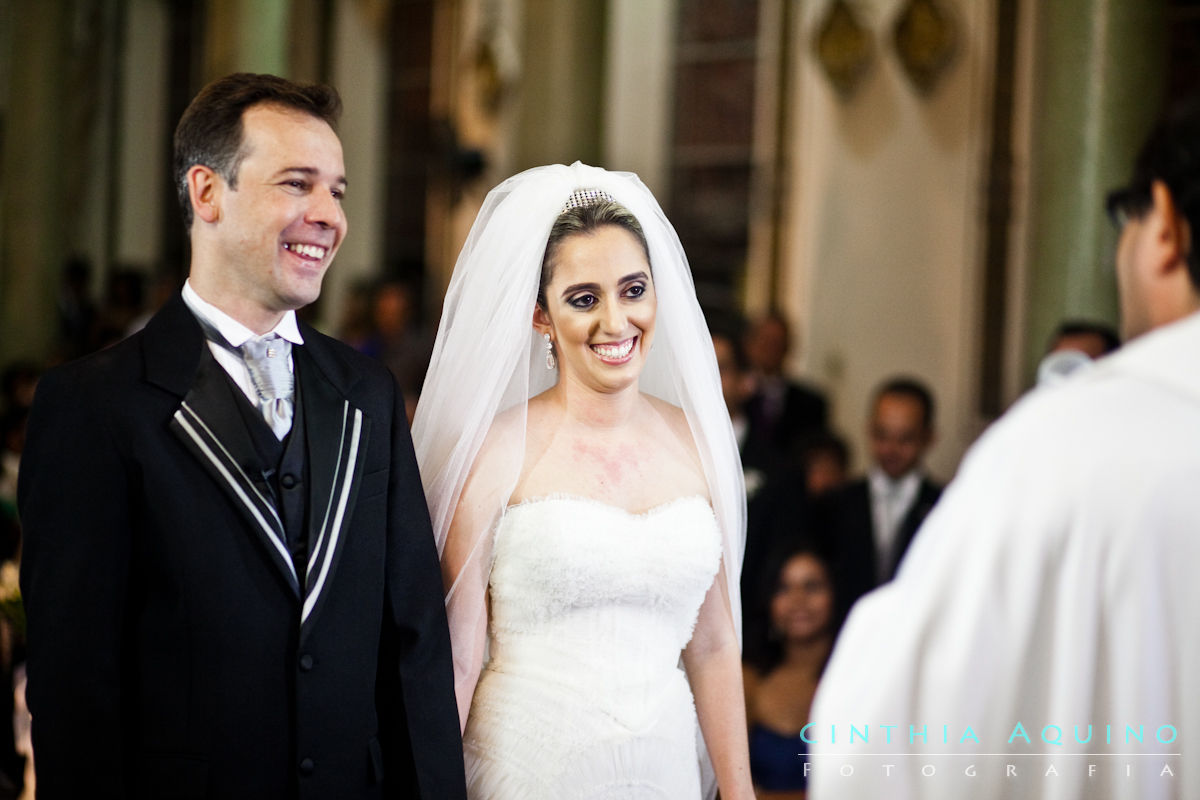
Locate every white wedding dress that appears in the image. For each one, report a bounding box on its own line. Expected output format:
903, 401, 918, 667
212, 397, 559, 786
462, 494, 722, 799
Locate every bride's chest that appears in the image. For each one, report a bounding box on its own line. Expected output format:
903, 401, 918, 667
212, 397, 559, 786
488, 496, 721, 618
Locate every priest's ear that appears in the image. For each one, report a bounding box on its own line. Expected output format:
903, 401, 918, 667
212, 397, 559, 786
1148, 180, 1193, 276
186, 165, 223, 225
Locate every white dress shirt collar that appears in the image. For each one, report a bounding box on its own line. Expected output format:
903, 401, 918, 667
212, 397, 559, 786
867, 466, 922, 581
867, 465, 921, 503
182, 280, 304, 347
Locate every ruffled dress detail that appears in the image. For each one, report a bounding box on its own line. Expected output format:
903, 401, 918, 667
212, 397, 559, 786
462, 495, 722, 799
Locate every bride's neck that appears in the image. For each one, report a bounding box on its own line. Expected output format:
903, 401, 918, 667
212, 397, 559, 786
548, 376, 642, 430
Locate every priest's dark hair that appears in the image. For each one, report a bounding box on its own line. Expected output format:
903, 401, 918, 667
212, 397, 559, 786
1106, 94, 1200, 288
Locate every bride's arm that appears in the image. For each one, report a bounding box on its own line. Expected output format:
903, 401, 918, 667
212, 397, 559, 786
683, 569, 756, 800
440, 481, 493, 731
440, 421, 522, 731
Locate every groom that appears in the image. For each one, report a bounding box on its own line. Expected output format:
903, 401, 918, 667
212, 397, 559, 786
18, 73, 465, 799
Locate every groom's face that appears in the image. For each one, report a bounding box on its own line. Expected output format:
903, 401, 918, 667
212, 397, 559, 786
209, 104, 349, 315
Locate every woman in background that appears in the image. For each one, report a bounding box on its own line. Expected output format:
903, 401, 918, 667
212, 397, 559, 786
743, 543, 838, 799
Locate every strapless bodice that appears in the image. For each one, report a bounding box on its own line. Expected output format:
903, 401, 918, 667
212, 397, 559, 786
462, 494, 722, 798
487, 495, 721, 692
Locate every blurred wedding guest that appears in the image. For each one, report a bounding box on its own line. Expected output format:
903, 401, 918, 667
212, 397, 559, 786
718, 325, 820, 647
742, 312, 828, 474
0, 525, 23, 798
55, 255, 97, 360
796, 430, 849, 498
744, 543, 838, 800
0, 408, 26, 531
414, 163, 754, 798
1047, 318, 1121, 358
0, 372, 36, 800
738, 428, 845, 621
334, 279, 375, 352
809, 96, 1200, 800
93, 268, 147, 348
19, 72, 464, 799
815, 377, 941, 616
0, 363, 39, 417
0, 362, 38, 540
359, 279, 433, 421
124, 273, 178, 337
711, 326, 763, 491
362, 280, 432, 384
1036, 318, 1122, 387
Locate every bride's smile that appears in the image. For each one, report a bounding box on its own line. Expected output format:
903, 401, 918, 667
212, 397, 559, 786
590, 335, 637, 363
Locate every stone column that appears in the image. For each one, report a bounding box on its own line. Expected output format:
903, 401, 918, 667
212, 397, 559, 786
0, 3, 69, 365
512, 0, 605, 169
206, 0, 290, 78
1022, 0, 1165, 377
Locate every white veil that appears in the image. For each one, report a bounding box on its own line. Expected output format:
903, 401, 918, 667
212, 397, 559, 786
411, 162, 746, 791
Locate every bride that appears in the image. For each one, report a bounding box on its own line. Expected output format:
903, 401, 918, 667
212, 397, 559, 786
412, 163, 753, 799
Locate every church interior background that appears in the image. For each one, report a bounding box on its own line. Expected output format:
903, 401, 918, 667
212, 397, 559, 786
2, 0, 1199, 480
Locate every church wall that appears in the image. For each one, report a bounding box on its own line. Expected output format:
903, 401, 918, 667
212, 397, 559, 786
603, 0, 677, 197
115, 0, 168, 269
320, 1, 389, 333
781, 0, 998, 480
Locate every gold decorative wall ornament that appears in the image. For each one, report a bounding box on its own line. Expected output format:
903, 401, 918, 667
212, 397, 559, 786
813, 0, 874, 99
893, 0, 959, 94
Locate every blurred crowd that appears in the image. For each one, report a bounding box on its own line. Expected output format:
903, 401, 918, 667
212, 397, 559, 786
712, 311, 1119, 799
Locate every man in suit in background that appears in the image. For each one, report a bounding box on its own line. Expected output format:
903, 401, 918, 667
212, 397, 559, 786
817, 376, 942, 617
742, 311, 829, 477
19, 73, 465, 799
1046, 318, 1121, 359
1036, 318, 1122, 386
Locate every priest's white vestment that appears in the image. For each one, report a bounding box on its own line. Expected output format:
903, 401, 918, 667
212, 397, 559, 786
809, 311, 1200, 800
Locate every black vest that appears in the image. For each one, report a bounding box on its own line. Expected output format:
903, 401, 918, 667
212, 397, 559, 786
227, 364, 311, 583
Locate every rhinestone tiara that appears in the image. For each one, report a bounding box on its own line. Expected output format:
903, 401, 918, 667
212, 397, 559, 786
562, 188, 616, 213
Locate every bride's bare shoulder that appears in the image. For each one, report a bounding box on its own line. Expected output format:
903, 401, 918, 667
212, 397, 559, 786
643, 394, 696, 448
452, 405, 528, 515
472, 394, 561, 476
641, 395, 708, 495
476, 404, 524, 455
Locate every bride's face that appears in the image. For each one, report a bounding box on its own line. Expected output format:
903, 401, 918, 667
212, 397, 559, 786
534, 224, 656, 395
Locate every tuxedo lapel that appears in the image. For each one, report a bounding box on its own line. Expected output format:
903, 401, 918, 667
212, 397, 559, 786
851, 481, 879, 576
294, 340, 370, 638
894, 479, 942, 573
171, 353, 301, 597
144, 295, 372, 622
143, 293, 301, 598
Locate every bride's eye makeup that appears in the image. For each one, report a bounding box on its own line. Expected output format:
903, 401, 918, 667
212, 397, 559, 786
568, 293, 598, 310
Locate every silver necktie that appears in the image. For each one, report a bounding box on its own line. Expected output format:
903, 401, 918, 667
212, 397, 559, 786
241, 335, 294, 439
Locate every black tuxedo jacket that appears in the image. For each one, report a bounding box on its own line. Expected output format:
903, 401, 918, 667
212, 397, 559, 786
816, 475, 943, 619
19, 293, 466, 800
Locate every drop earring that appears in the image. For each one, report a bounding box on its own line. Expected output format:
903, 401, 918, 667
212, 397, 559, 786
544, 333, 556, 370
